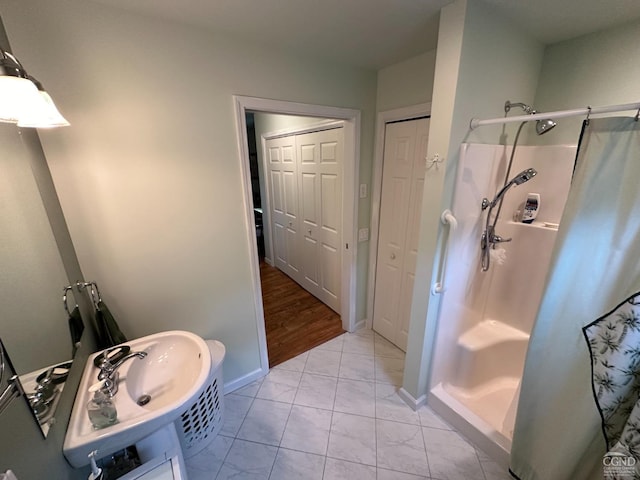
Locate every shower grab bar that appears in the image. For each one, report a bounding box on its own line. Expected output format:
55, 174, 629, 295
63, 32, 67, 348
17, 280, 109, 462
432, 209, 457, 295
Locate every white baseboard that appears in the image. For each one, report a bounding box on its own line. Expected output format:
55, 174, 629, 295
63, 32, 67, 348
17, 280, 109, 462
223, 367, 268, 395
351, 318, 368, 332
398, 387, 428, 411
264, 257, 274, 267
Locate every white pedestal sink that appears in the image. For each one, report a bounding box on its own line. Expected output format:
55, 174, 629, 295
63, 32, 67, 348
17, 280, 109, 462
63, 330, 212, 469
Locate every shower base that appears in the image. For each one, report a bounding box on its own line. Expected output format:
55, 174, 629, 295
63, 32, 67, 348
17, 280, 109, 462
428, 319, 526, 466
444, 378, 519, 439
429, 381, 518, 468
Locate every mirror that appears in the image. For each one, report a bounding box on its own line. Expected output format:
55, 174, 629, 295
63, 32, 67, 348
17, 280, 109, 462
0, 122, 86, 436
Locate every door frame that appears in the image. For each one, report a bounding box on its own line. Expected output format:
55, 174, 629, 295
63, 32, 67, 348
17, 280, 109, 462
233, 95, 360, 374
366, 103, 432, 329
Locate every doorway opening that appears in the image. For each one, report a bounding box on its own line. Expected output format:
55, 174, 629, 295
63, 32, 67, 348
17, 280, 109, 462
246, 112, 346, 366
234, 96, 360, 373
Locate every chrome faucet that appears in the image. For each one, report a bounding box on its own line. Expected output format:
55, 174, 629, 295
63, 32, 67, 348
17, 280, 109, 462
480, 168, 537, 271
97, 351, 147, 397
481, 224, 512, 249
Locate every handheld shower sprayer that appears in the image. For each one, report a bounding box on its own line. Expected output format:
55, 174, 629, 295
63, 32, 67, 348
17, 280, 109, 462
479, 99, 554, 272
480, 167, 537, 272
482, 168, 537, 211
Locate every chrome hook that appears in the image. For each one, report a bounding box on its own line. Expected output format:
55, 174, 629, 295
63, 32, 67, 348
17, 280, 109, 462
77, 281, 103, 308
63, 285, 77, 316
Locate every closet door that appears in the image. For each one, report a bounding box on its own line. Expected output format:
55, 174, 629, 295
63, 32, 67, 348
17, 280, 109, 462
266, 136, 302, 283
265, 127, 343, 314
373, 118, 430, 350
296, 128, 343, 313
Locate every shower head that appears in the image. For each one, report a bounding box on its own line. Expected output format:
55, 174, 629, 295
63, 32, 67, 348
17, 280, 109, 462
512, 167, 537, 185
536, 118, 557, 135
504, 101, 534, 115
505, 100, 558, 134
486, 168, 537, 209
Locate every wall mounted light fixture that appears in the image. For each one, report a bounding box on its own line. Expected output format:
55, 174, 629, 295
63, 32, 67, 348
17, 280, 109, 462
0, 50, 69, 128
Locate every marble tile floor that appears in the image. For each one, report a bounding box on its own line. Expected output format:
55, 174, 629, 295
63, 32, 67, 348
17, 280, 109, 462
186, 329, 513, 480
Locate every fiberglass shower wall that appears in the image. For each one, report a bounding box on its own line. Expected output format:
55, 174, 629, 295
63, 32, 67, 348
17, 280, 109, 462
429, 143, 576, 450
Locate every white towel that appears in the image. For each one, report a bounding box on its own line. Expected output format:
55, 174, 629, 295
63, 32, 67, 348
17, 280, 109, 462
0, 470, 18, 480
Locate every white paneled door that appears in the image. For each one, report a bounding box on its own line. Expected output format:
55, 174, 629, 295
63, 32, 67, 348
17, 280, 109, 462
266, 127, 343, 313
373, 118, 430, 351
267, 135, 302, 282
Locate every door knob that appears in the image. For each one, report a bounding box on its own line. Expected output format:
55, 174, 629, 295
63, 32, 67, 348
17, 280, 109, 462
390, 253, 396, 260
308, 229, 312, 234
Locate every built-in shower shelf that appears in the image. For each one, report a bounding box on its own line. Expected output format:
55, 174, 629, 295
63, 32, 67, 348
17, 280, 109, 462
506, 220, 559, 231
458, 320, 529, 351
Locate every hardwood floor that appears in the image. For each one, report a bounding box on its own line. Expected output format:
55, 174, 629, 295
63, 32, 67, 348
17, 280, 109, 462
260, 261, 345, 367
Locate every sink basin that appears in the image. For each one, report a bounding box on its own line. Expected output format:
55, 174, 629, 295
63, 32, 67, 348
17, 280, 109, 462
63, 330, 212, 468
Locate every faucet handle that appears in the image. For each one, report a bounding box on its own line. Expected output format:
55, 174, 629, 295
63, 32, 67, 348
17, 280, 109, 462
93, 345, 131, 368
105, 346, 126, 361
493, 235, 512, 243
97, 348, 122, 380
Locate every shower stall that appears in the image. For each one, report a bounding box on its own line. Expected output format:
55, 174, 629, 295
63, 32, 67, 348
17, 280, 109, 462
427, 139, 577, 462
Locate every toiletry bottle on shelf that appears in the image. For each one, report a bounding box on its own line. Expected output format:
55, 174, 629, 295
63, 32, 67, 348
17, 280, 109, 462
87, 381, 117, 429
522, 193, 540, 224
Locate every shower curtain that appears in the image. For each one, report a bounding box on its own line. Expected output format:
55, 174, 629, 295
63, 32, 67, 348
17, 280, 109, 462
510, 117, 640, 480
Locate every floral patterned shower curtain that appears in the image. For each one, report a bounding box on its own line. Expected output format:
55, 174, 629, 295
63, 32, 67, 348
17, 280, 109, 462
584, 293, 640, 479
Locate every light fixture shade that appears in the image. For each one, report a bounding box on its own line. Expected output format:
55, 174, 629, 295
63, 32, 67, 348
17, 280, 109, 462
0, 75, 42, 123
0, 49, 70, 128
17, 90, 70, 128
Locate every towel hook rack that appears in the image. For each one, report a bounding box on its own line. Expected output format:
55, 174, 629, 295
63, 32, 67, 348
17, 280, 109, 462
78, 281, 102, 308
62, 285, 77, 316
0, 340, 24, 418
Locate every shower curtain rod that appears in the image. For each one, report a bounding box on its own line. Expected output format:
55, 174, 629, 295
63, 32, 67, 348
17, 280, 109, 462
469, 101, 640, 129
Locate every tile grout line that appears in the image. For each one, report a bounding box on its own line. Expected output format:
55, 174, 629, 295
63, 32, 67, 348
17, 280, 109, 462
219, 384, 261, 479
475, 446, 490, 480
374, 380, 379, 471
322, 339, 343, 480
231, 388, 258, 440
213, 435, 239, 479
267, 363, 305, 480
419, 417, 434, 480
270, 347, 320, 479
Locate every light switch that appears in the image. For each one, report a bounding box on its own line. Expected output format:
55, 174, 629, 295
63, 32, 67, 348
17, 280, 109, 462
358, 228, 369, 242
359, 184, 368, 199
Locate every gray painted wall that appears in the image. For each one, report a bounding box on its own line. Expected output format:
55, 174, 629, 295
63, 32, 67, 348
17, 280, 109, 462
0, 0, 378, 387
376, 50, 437, 112
533, 19, 640, 145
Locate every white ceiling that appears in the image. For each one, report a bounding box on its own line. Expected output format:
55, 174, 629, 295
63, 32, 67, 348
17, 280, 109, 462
89, 0, 640, 70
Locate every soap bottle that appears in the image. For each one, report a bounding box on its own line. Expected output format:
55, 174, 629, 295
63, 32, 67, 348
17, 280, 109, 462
87, 381, 118, 429
521, 193, 540, 224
